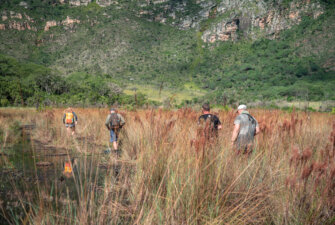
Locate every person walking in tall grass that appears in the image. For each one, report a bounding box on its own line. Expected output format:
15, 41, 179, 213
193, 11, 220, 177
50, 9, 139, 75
105, 108, 125, 153
231, 104, 260, 154
62, 107, 78, 136
198, 103, 222, 139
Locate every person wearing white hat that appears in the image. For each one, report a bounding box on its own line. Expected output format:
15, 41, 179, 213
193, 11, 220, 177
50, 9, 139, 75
231, 104, 260, 154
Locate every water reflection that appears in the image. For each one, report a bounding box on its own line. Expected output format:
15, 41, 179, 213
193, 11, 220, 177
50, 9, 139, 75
0, 140, 110, 224
62, 158, 77, 179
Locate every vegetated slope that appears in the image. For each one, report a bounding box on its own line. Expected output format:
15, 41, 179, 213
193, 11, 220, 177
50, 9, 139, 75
0, 0, 334, 106
195, 10, 335, 104
0, 2, 197, 89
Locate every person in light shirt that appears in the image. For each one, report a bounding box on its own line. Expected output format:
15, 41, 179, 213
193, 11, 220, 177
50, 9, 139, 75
231, 104, 260, 154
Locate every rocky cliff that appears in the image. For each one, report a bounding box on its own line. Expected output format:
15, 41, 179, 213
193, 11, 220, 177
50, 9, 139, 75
134, 0, 325, 42
67, 0, 117, 7
0, 11, 36, 31
0, 0, 325, 43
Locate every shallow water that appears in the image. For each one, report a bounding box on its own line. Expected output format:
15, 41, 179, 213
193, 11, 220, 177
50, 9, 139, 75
0, 135, 112, 223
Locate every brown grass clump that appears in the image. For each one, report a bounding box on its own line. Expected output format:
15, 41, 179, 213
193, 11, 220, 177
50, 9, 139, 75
0, 107, 334, 224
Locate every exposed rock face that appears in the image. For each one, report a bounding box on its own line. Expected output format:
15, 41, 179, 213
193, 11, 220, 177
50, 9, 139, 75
67, 0, 117, 7
202, 0, 324, 42
8, 21, 26, 31
10, 11, 23, 19
96, 0, 113, 7
69, 0, 91, 6
0, 10, 37, 31
45, 21, 57, 31
0, 8, 80, 32
99, 0, 120, 7
62, 16, 80, 27
153, 0, 169, 4
136, 0, 324, 43
19, 1, 28, 9
202, 19, 239, 43
44, 17, 80, 31
24, 13, 34, 22
0, 0, 325, 44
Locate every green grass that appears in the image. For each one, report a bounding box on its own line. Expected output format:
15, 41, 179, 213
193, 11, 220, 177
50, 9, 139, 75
123, 84, 206, 104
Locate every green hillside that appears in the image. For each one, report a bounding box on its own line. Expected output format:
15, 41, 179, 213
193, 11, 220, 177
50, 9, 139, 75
0, 0, 334, 107
195, 11, 335, 104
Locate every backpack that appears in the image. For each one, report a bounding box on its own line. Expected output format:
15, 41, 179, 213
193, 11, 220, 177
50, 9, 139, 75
109, 113, 121, 129
64, 162, 72, 173
245, 114, 257, 135
199, 114, 217, 134
204, 115, 216, 129
65, 112, 74, 124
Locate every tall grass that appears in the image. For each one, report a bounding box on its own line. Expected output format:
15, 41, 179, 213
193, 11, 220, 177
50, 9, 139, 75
0, 107, 334, 224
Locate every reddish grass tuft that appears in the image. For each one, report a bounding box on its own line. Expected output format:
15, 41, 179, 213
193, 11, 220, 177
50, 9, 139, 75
301, 164, 313, 180
301, 148, 312, 163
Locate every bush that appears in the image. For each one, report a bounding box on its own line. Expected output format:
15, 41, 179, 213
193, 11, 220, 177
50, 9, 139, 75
1, 98, 9, 107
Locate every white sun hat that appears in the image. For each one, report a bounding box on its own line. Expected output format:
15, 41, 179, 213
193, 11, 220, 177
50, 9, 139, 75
237, 104, 247, 111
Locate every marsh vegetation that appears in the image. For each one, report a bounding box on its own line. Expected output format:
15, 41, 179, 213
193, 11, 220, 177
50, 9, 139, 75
0, 107, 334, 224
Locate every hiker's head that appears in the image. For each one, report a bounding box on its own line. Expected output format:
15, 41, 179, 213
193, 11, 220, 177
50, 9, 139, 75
236, 104, 247, 114
202, 103, 210, 113
65, 107, 73, 113
110, 108, 116, 114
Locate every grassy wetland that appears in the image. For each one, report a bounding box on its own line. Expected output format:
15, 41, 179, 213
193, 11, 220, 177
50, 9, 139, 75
0, 107, 334, 224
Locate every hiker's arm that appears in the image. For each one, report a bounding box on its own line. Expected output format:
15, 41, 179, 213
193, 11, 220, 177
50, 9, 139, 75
105, 115, 111, 130
231, 124, 240, 143
62, 114, 65, 124
73, 112, 78, 124
119, 114, 126, 126
73, 112, 78, 121
255, 126, 260, 135
217, 117, 222, 130
255, 119, 260, 135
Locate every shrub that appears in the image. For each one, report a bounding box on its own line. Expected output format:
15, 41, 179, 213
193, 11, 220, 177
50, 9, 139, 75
1, 98, 9, 107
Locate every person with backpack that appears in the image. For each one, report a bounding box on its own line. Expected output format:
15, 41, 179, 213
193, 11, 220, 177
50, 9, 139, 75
231, 104, 260, 154
198, 103, 222, 138
62, 107, 78, 136
105, 108, 125, 152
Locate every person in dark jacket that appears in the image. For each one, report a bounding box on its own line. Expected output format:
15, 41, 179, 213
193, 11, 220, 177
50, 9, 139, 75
198, 103, 222, 139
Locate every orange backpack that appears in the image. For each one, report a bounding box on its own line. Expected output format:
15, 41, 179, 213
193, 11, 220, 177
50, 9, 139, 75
64, 162, 72, 173
65, 112, 74, 124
